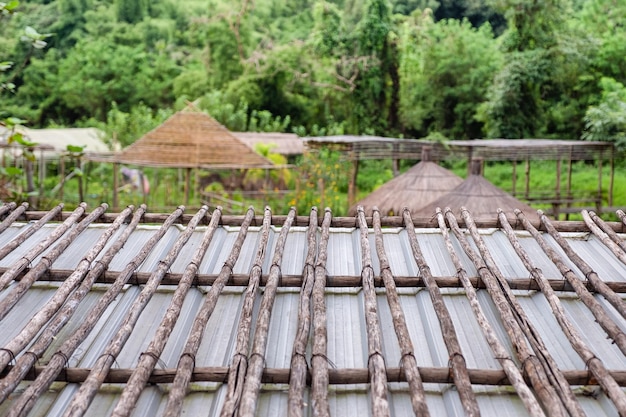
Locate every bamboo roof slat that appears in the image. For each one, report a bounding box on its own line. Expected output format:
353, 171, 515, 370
4, 206, 184, 417
0, 202, 28, 235
112, 207, 222, 417
220, 208, 273, 417
434, 208, 546, 416
164, 207, 255, 417
0, 203, 63, 261
587, 210, 626, 253
356, 207, 391, 416
287, 208, 318, 417
238, 208, 296, 416
376, 209, 430, 416
0, 201, 17, 218
499, 210, 626, 416
582, 210, 626, 264
310, 208, 332, 417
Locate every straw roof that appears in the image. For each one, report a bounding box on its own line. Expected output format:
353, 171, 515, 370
415, 174, 541, 224
348, 160, 463, 216
1, 202, 626, 416
232, 132, 304, 156
111, 110, 273, 168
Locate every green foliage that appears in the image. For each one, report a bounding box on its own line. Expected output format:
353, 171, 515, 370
582, 77, 626, 150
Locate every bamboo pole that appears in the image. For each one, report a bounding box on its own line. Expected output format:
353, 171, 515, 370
539, 210, 626, 320
375, 209, 431, 416
515, 209, 626, 355
0, 205, 133, 373
60, 206, 207, 417
112, 207, 223, 417
0, 203, 63, 261
0, 202, 28, 234
619, 210, 626, 227
310, 208, 332, 417
356, 207, 390, 417
287, 207, 318, 417
6, 364, 626, 387
238, 207, 297, 417
401, 208, 471, 416
461, 207, 584, 417
444, 208, 567, 417
163, 207, 256, 417
0, 203, 86, 290
219, 207, 273, 417
5, 206, 184, 417
0, 203, 107, 320
582, 210, 626, 262
434, 208, 545, 416
499, 210, 626, 416
0, 201, 17, 218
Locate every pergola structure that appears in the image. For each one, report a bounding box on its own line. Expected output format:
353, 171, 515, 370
305, 136, 617, 216
89, 108, 274, 209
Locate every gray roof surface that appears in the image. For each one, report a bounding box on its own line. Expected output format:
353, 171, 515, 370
0, 203, 625, 416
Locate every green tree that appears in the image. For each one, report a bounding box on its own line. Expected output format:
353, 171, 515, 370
582, 77, 626, 151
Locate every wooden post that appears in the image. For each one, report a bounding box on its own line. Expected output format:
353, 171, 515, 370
185, 167, 191, 206
566, 148, 573, 220
113, 162, 119, 211
348, 156, 359, 210
597, 151, 603, 213
524, 158, 530, 200
554, 156, 561, 219
59, 156, 65, 200
512, 160, 517, 196
609, 146, 615, 208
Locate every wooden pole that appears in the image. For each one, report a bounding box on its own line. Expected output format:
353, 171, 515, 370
0, 205, 146, 406
288, 207, 318, 417
499, 210, 626, 416
219, 208, 273, 417
0, 201, 17, 217
585, 210, 626, 253
112, 207, 223, 417
0, 203, 86, 290
185, 167, 191, 206
0, 202, 29, 235
554, 155, 561, 219
310, 208, 332, 417
4, 206, 184, 417
164, 207, 255, 417
356, 207, 391, 417
524, 158, 530, 199
113, 162, 119, 211
434, 208, 545, 416
609, 146, 615, 208
402, 208, 471, 416
597, 151, 603, 213
516, 209, 626, 355
238, 208, 297, 417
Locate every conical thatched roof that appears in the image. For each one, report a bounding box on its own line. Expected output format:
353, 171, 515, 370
414, 174, 541, 224
113, 110, 272, 168
349, 161, 463, 216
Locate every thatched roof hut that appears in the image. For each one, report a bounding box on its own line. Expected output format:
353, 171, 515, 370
415, 159, 541, 224
233, 132, 303, 156
112, 109, 272, 168
349, 147, 462, 216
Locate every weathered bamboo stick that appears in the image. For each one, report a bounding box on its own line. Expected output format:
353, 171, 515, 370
5, 206, 184, 417
6, 364, 626, 386
461, 207, 584, 417
219, 207, 273, 417
0, 202, 28, 234
238, 207, 297, 417
0, 203, 106, 319
163, 207, 256, 417
516, 209, 626, 355
60, 206, 208, 417
0, 205, 145, 402
434, 208, 545, 416
0, 205, 133, 372
287, 207, 318, 417
372, 208, 431, 416
310, 208, 332, 417
0, 203, 63, 261
112, 207, 223, 417
444, 208, 567, 417
356, 207, 391, 417
0, 202, 86, 290
617, 210, 626, 227
402, 208, 473, 416
539, 210, 626, 320
499, 210, 626, 417
0, 201, 17, 218
583, 210, 626, 260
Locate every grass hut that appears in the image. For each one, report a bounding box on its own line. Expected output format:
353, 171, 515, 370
414, 159, 541, 225
349, 147, 463, 216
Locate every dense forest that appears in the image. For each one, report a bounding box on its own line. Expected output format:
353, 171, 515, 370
1, 0, 625, 151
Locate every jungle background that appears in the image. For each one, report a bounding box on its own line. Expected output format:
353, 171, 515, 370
1, 0, 625, 215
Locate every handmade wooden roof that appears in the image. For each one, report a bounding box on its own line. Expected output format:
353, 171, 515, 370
232, 132, 304, 156
1, 202, 626, 416
107, 110, 273, 168
349, 161, 463, 216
